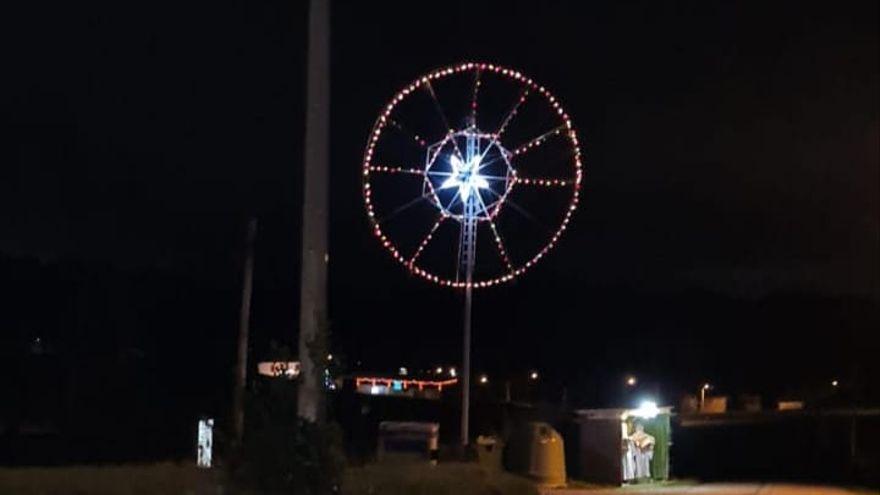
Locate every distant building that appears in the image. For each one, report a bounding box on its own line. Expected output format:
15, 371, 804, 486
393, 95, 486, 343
702, 396, 728, 414
777, 400, 804, 411
352, 375, 457, 400
679, 394, 728, 413
738, 394, 762, 412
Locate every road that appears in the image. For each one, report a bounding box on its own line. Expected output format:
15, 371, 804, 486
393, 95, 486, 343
542, 484, 875, 495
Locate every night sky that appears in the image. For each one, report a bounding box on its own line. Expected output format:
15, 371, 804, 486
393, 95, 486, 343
3, 0, 878, 417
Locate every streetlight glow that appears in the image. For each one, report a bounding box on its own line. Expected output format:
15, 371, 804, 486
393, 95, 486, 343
633, 400, 660, 419
626, 375, 637, 387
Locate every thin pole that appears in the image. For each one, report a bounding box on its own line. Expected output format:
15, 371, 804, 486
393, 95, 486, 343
297, 0, 330, 422
460, 127, 478, 447
233, 217, 257, 445
461, 282, 472, 446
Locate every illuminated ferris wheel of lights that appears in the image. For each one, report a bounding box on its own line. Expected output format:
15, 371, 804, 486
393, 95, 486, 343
362, 62, 582, 288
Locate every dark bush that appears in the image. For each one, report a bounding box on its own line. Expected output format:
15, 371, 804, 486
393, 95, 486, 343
234, 371, 345, 495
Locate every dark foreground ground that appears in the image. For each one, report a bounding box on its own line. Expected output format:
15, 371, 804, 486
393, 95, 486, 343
1, 462, 876, 495
544, 483, 878, 495
0, 461, 537, 495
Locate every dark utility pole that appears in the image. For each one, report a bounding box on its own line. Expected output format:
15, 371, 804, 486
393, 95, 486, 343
297, 0, 330, 422
233, 217, 257, 445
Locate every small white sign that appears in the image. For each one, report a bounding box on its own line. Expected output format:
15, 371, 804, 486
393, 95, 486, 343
197, 418, 213, 468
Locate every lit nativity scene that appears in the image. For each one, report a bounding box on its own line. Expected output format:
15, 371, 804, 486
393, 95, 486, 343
570, 401, 672, 485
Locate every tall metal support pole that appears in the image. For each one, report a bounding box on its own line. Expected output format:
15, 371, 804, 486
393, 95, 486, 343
459, 129, 479, 446
461, 278, 473, 445
233, 217, 257, 445
297, 0, 330, 422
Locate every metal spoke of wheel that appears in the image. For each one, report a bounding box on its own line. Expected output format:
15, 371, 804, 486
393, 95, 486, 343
474, 153, 508, 172
475, 192, 514, 272
483, 186, 546, 233
496, 85, 531, 138
488, 219, 514, 272
378, 193, 432, 224
368, 165, 425, 175
515, 176, 576, 187
470, 68, 482, 125
511, 124, 567, 156
387, 118, 428, 148
408, 215, 446, 267
424, 80, 466, 163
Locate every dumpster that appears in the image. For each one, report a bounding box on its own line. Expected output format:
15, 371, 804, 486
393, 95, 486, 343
377, 421, 439, 464
505, 421, 566, 486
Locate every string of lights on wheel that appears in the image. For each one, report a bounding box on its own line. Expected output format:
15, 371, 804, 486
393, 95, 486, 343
362, 62, 583, 288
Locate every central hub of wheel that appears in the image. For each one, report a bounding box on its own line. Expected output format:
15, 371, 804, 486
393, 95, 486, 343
423, 129, 515, 221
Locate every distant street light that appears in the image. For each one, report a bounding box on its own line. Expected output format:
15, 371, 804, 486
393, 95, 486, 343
700, 383, 712, 411
436, 366, 443, 374
479, 375, 489, 385
626, 375, 638, 387
530, 371, 539, 381
449, 367, 457, 377
831, 379, 839, 387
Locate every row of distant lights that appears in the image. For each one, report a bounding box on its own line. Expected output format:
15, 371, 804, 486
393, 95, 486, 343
325, 359, 844, 392
362, 62, 583, 289
402, 366, 540, 385
623, 375, 843, 390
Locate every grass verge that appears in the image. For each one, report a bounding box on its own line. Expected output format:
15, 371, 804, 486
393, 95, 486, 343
342, 459, 539, 495
0, 462, 220, 495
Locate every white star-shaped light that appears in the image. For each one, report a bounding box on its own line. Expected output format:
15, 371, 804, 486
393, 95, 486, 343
440, 154, 489, 202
